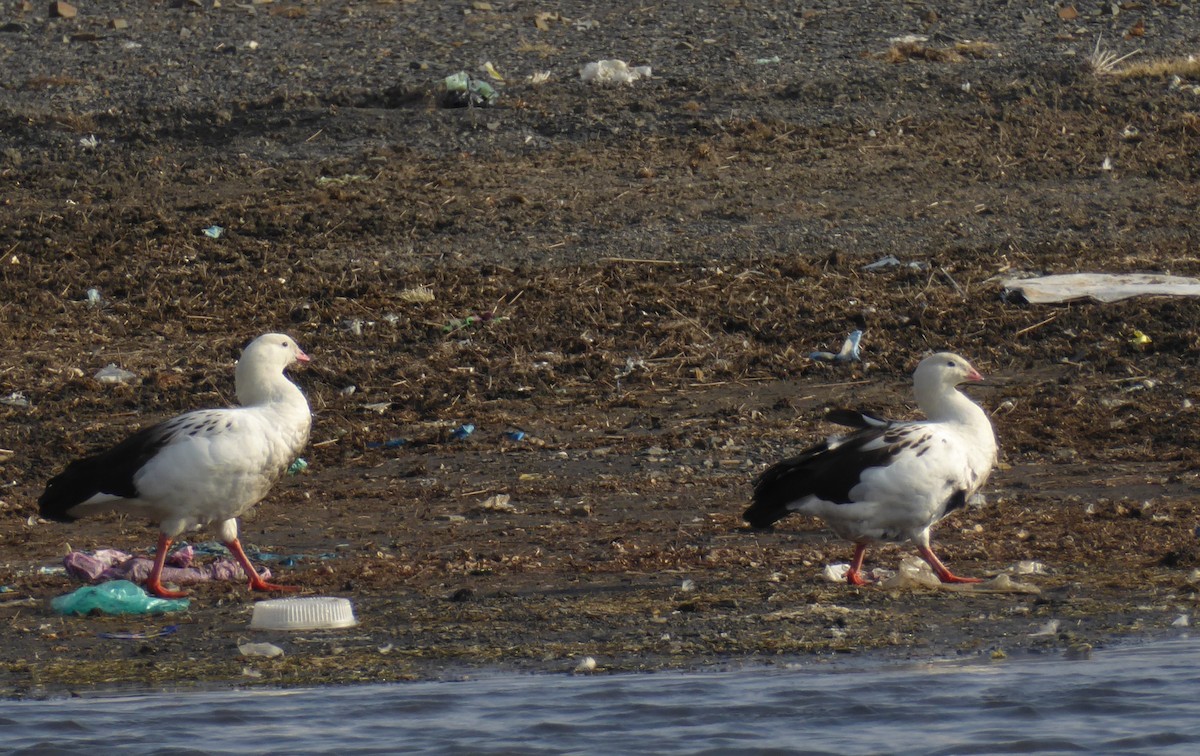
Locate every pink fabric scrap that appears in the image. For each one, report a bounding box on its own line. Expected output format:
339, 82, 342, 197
62, 547, 270, 585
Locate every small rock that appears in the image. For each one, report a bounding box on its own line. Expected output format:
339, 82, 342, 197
50, 1, 77, 19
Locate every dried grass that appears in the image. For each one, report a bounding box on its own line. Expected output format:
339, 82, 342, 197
883, 39, 996, 64
1106, 55, 1200, 80
1087, 37, 1142, 76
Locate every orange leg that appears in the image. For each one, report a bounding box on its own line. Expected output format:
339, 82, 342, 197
225, 537, 298, 593
918, 545, 982, 584
145, 533, 189, 599
846, 542, 870, 586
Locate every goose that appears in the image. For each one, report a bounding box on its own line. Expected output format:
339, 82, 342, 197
38, 333, 312, 598
745, 352, 997, 585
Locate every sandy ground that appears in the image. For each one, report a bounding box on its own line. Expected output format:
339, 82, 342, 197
2, 0, 1200, 695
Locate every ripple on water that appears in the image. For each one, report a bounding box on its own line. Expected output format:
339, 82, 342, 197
1, 638, 1199, 755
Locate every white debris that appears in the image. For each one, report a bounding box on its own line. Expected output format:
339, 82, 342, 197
1003, 273, 1200, 304
478, 494, 516, 513
1172, 614, 1190, 628
823, 563, 850, 583
238, 642, 285, 658
879, 558, 942, 590
1014, 560, 1050, 575
573, 656, 598, 673
580, 59, 651, 85
94, 364, 137, 385
1030, 619, 1061, 636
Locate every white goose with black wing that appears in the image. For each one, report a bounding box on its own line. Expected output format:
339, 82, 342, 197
38, 333, 313, 599
744, 352, 997, 586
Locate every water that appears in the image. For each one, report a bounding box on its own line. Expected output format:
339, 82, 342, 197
3, 638, 1199, 755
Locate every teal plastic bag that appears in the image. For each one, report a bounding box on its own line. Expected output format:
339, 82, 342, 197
50, 580, 190, 616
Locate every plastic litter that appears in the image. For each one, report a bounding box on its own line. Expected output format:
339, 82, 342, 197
287, 457, 308, 475
78, 134, 99, 150
822, 563, 851, 582
239, 641, 285, 658
1013, 560, 1049, 575
810, 330, 863, 363
94, 364, 136, 385
879, 558, 943, 590
862, 255, 929, 272
580, 59, 651, 85
51, 580, 190, 616
85, 287, 102, 306
505, 430, 526, 442
1002, 273, 1200, 304
1130, 329, 1152, 346
187, 540, 336, 567
1030, 619, 1061, 636
450, 423, 475, 440
202, 225, 224, 239
480, 61, 505, 82
440, 71, 497, 108
250, 596, 357, 630
0, 391, 30, 408
64, 546, 267, 585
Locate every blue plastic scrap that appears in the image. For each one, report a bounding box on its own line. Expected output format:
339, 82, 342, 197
367, 438, 408, 449
51, 581, 190, 616
809, 330, 863, 363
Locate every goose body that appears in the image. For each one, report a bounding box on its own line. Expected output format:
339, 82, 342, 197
39, 333, 312, 598
745, 352, 997, 585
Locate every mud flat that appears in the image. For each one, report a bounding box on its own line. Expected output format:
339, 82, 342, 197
2, 1, 1199, 694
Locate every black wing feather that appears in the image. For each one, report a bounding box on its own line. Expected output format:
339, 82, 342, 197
823, 408, 894, 430
37, 423, 175, 522
744, 427, 906, 528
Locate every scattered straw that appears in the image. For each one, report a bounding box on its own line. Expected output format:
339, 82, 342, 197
883, 39, 995, 64
399, 284, 435, 304
1087, 36, 1142, 76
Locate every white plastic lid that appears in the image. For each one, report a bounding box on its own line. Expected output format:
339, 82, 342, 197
250, 597, 357, 630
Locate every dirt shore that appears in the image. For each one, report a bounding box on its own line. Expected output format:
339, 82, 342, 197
2, 1, 1200, 696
